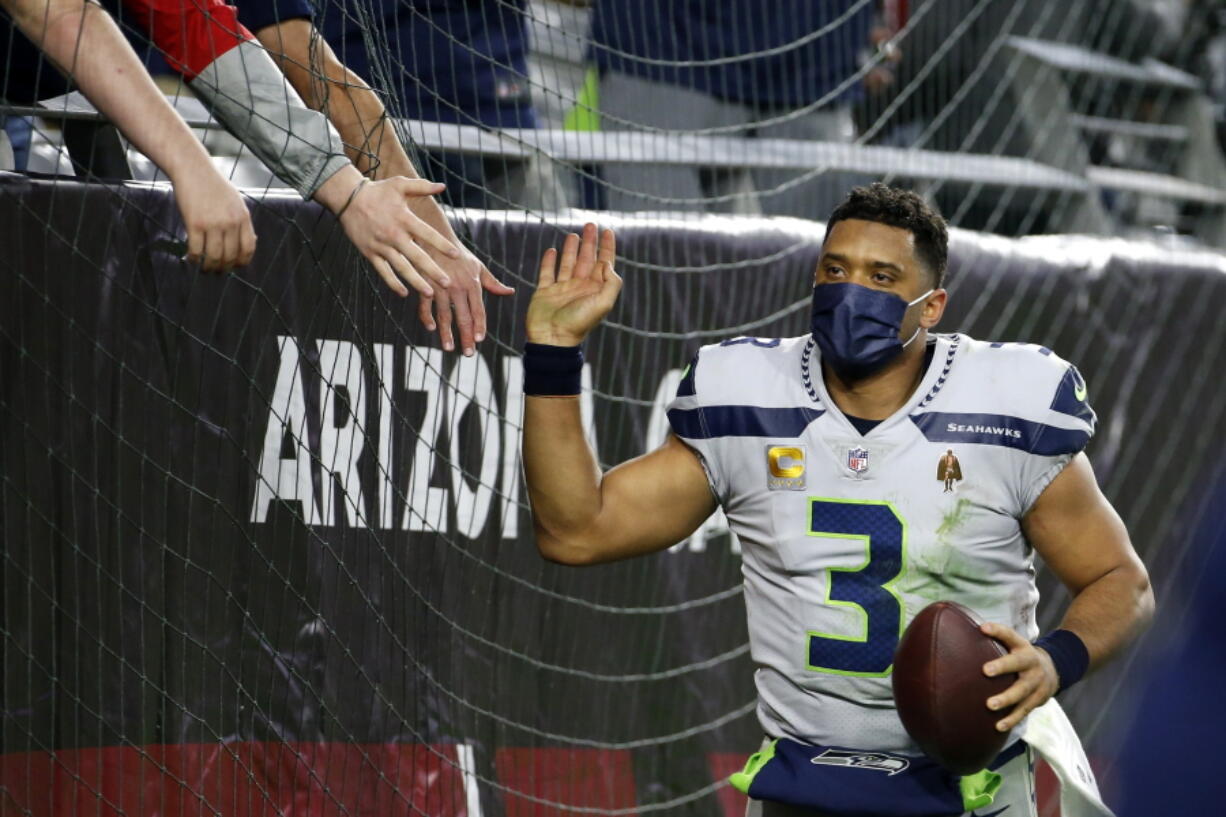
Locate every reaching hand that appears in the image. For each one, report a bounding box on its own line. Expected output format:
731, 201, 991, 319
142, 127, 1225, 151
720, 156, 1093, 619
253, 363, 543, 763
335, 176, 461, 298
526, 223, 620, 348
418, 246, 516, 356
171, 163, 256, 272
980, 622, 1061, 733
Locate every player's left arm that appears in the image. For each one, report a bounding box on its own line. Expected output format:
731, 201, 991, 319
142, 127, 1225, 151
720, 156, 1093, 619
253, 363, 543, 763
980, 452, 1155, 732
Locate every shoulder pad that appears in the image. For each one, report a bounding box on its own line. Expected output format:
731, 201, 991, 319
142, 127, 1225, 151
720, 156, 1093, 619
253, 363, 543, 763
958, 339, 1090, 419
677, 336, 806, 406
913, 337, 1095, 456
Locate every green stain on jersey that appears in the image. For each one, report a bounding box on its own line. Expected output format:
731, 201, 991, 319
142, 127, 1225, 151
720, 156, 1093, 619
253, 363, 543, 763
902, 498, 998, 614
902, 499, 971, 601
903, 563, 956, 612
936, 498, 972, 541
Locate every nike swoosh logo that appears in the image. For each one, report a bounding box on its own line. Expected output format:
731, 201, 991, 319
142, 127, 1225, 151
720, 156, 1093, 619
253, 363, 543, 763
1074, 382, 1087, 401
970, 807, 1010, 817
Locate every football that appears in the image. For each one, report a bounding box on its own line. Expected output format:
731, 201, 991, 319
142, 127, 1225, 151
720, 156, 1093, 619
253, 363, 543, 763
892, 601, 1017, 775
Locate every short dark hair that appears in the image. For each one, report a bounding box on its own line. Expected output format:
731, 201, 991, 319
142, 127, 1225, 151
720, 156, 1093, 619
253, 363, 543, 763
824, 183, 949, 288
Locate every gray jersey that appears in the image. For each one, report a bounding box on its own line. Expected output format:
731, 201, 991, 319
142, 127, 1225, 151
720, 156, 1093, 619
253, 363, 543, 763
667, 333, 1096, 753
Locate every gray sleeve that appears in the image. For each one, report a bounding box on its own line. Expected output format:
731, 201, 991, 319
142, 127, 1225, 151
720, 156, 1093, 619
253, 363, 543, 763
1017, 363, 1096, 514
188, 40, 350, 199
665, 347, 729, 504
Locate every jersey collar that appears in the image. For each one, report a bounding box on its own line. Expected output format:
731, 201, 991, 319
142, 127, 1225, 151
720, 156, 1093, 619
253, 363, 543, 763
801, 333, 963, 438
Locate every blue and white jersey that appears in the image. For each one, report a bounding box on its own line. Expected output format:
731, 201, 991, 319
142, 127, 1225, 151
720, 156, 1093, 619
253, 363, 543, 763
666, 333, 1096, 754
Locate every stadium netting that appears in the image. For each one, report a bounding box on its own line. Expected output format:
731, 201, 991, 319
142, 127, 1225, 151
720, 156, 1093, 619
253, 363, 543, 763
3, 1, 1226, 816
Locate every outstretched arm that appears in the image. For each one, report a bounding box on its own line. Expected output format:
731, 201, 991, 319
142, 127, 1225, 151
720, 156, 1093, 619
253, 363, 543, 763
115, 0, 462, 302
981, 453, 1154, 732
253, 18, 514, 356
250, 17, 408, 178
3, 0, 255, 270
523, 224, 717, 565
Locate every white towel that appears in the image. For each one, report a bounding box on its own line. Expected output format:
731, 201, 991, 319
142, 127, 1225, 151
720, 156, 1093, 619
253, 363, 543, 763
1020, 699, 1115, 817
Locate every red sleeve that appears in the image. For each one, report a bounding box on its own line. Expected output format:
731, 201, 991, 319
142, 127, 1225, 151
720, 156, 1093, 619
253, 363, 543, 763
122, 0, 255, 80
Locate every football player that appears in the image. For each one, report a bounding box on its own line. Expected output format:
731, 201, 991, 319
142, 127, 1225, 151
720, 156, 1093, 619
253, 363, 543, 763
520, 185, 1153, 816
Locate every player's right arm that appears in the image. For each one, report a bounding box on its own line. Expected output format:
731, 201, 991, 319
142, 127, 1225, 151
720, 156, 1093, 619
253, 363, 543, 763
2, 0, 255, 271
523, 224, 717, 565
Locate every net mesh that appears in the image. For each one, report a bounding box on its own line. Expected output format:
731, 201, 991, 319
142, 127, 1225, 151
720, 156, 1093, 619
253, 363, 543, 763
2, 1, 1226, 816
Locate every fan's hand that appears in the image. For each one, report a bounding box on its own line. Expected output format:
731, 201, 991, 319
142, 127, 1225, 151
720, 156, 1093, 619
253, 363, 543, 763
334, 176, 460, 297
173, 163, 256, 272
419, 246, 516, 356
526, 223, 620, 347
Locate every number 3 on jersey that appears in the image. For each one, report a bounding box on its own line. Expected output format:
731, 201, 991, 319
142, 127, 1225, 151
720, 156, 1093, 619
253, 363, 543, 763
805, 498, 906, 677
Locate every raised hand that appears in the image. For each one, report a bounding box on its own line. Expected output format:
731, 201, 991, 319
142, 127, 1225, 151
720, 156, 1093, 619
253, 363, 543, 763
526, 223, 620, 347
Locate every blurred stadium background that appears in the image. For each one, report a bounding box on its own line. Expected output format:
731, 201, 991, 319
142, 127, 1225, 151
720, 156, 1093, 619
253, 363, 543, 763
2, 0, 1225, 815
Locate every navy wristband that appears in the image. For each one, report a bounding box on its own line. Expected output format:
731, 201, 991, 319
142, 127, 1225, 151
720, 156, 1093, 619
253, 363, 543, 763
523, 342, 583, 396
1034, 629, 1090, 694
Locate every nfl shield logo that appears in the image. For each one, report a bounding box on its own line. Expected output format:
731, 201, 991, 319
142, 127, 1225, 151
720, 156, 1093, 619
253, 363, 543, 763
847, 447, 870, 473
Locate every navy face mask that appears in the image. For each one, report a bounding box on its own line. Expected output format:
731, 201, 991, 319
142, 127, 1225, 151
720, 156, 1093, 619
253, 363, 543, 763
810, 283, 933, 379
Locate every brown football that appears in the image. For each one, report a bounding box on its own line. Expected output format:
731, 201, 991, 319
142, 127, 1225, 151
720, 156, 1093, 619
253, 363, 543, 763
892, 601, 1017, 774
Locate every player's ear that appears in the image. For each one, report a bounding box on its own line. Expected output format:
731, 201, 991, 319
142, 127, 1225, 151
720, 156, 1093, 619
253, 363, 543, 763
920, 289, 947, 328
